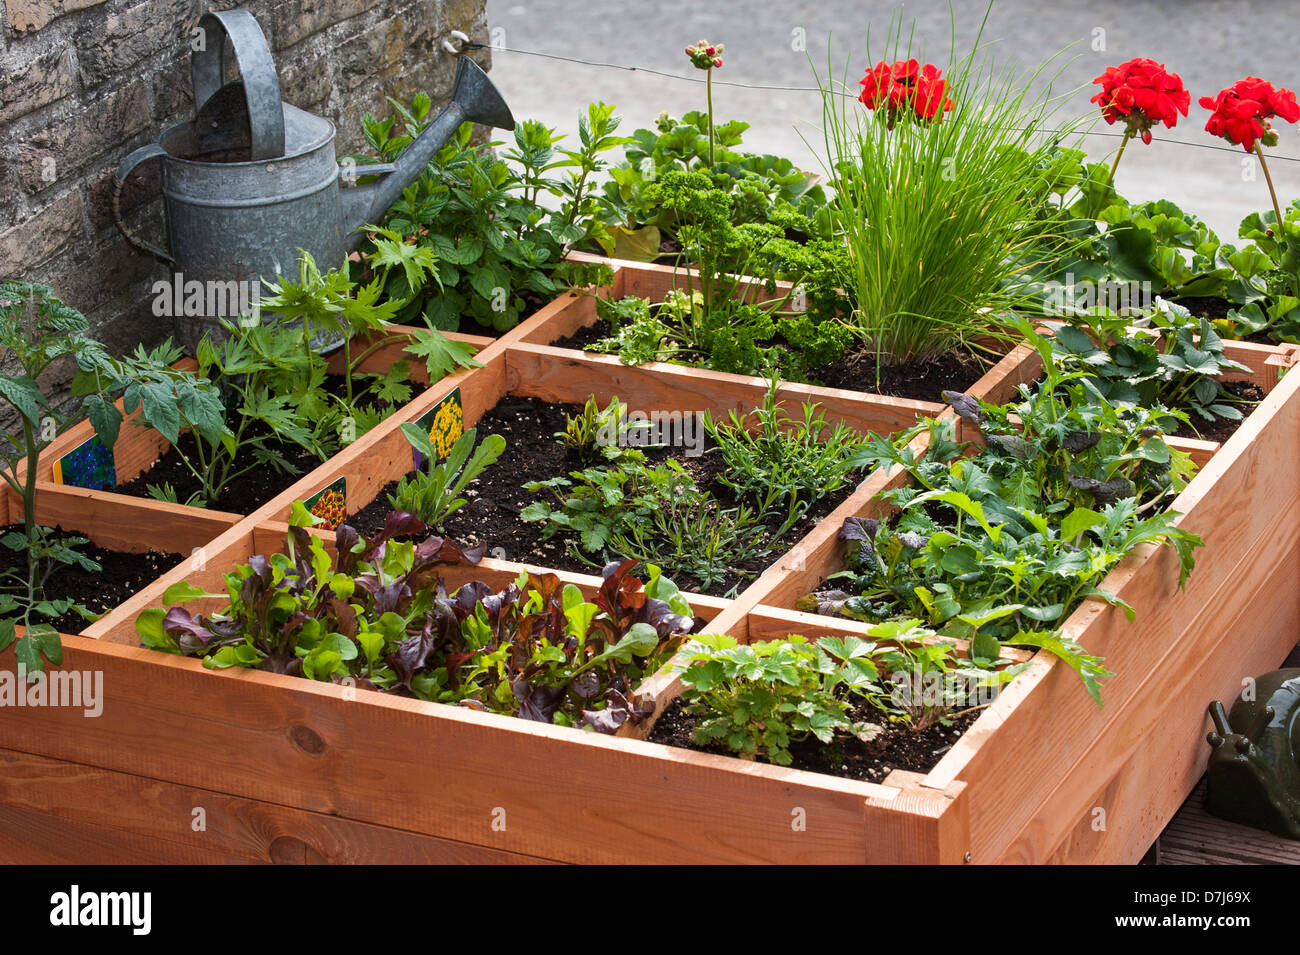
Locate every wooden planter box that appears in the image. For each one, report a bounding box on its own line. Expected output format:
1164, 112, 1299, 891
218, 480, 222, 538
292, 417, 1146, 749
669, 345, 1300, 863
244, 341, 946, 612
529, 255, 1034, 407
24, 289, 590, 529
3, 302, 1298, 862
0, 513, 1020, 864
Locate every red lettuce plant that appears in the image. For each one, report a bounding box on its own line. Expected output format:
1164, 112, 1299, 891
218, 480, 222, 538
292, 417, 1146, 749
137, 512, 693, 731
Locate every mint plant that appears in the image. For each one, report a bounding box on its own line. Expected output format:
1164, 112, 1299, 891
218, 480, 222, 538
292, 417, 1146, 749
352, 97, 618, 332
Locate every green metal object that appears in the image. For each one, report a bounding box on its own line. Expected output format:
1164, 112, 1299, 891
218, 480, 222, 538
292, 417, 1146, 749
1205, 668, 1300, 839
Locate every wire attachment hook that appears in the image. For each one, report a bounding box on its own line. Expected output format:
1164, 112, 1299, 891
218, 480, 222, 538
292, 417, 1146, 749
442, 30, 469, 54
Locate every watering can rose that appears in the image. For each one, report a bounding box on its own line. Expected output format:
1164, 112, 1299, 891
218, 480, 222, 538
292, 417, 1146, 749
858, 59, 953, 125
1200, 77, 1300, 152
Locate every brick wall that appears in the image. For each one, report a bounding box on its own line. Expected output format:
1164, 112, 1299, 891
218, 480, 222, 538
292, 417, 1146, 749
0, 0, 491, 358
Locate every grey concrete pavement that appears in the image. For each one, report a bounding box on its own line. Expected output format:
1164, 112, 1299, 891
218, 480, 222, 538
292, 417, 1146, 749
482, 0, 1300, 242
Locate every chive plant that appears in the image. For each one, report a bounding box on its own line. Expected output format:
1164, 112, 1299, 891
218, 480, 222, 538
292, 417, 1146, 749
811, 6, 1086, 370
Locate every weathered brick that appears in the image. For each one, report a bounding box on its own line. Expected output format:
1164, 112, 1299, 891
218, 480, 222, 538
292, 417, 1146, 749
17, 79, 151, 192
270, 0, 380, 50
150, 57, 190, 122
339, 11, 431, 91
0, 44, 78, 123
0, 172, 18, 230
93, 298, 171, 353
47, 234, 157, 318
5, 0, 59, 33
0, 189, 84, 273
5, 0, 109, 33
279, 51, 332, 109
441, 0, 480, 32
87, 158, 160, 231
74, 0, 195, 88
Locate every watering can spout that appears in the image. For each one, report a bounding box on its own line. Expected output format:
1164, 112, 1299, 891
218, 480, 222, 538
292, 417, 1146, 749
343, 56, 515, 249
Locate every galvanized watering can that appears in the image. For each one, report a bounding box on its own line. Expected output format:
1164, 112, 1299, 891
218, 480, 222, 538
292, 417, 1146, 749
114, 8, 515, 354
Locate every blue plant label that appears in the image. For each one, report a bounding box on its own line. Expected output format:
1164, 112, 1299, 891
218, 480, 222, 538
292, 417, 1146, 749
52, 436, 116, 490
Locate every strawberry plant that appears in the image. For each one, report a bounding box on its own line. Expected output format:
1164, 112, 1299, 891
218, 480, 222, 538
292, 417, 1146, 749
351, 98, 618, 332
673, 622, 1012, 765
803, 322, 1205, 703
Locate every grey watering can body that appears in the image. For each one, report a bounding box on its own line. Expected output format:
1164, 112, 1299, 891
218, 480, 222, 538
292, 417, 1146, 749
114, 8, 514, 355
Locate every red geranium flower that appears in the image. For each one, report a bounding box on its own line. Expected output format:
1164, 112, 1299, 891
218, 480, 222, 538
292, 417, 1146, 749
1090, 57, 1189, 144
859, 59, 953, 126
1199, 76, 1300, 152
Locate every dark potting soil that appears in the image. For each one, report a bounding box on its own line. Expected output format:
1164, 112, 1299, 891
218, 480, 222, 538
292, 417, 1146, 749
345, 394, 864, 598
1172, 379, 1264, 443
0, 525, 183, 634
112, 374, 376, 513
1177, 296, 1232, 323
554, 324, 995, 403
810, 348, 994, 402
553, 321, 611, 352
647, 695, 979, 783
1178, 295, 1284, 346
114, 422, 322, 513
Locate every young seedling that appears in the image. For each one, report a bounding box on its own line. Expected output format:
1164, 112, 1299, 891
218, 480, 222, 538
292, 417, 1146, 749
390, 424, 506, 530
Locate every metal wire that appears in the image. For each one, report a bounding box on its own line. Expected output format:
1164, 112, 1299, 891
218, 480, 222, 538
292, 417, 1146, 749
465, 42, 1300, 163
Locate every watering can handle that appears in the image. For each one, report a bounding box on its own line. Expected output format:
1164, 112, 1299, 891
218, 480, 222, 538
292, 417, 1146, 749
113, 143, 174, 265
191, 9, 285, 160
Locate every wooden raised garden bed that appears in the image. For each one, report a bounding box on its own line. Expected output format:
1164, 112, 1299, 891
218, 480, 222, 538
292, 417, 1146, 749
244, 339, 945, 607
2, 307, 1298, 864
0, 517, 996, 864
527, 255, 1031, 407
667, 348, 1300, 863
24, 290, 591, 529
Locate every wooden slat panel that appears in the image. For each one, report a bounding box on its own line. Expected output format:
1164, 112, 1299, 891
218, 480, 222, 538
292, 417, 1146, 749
0, 747, 552, 865
932, 359, 1300, 860
0, 637, 944, 864
1156, 778, 1300, 866
506, 343, 944, 437
31, 482, 241, 555
1221, 339, 1296, 394
1011, 506, 1300, 863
